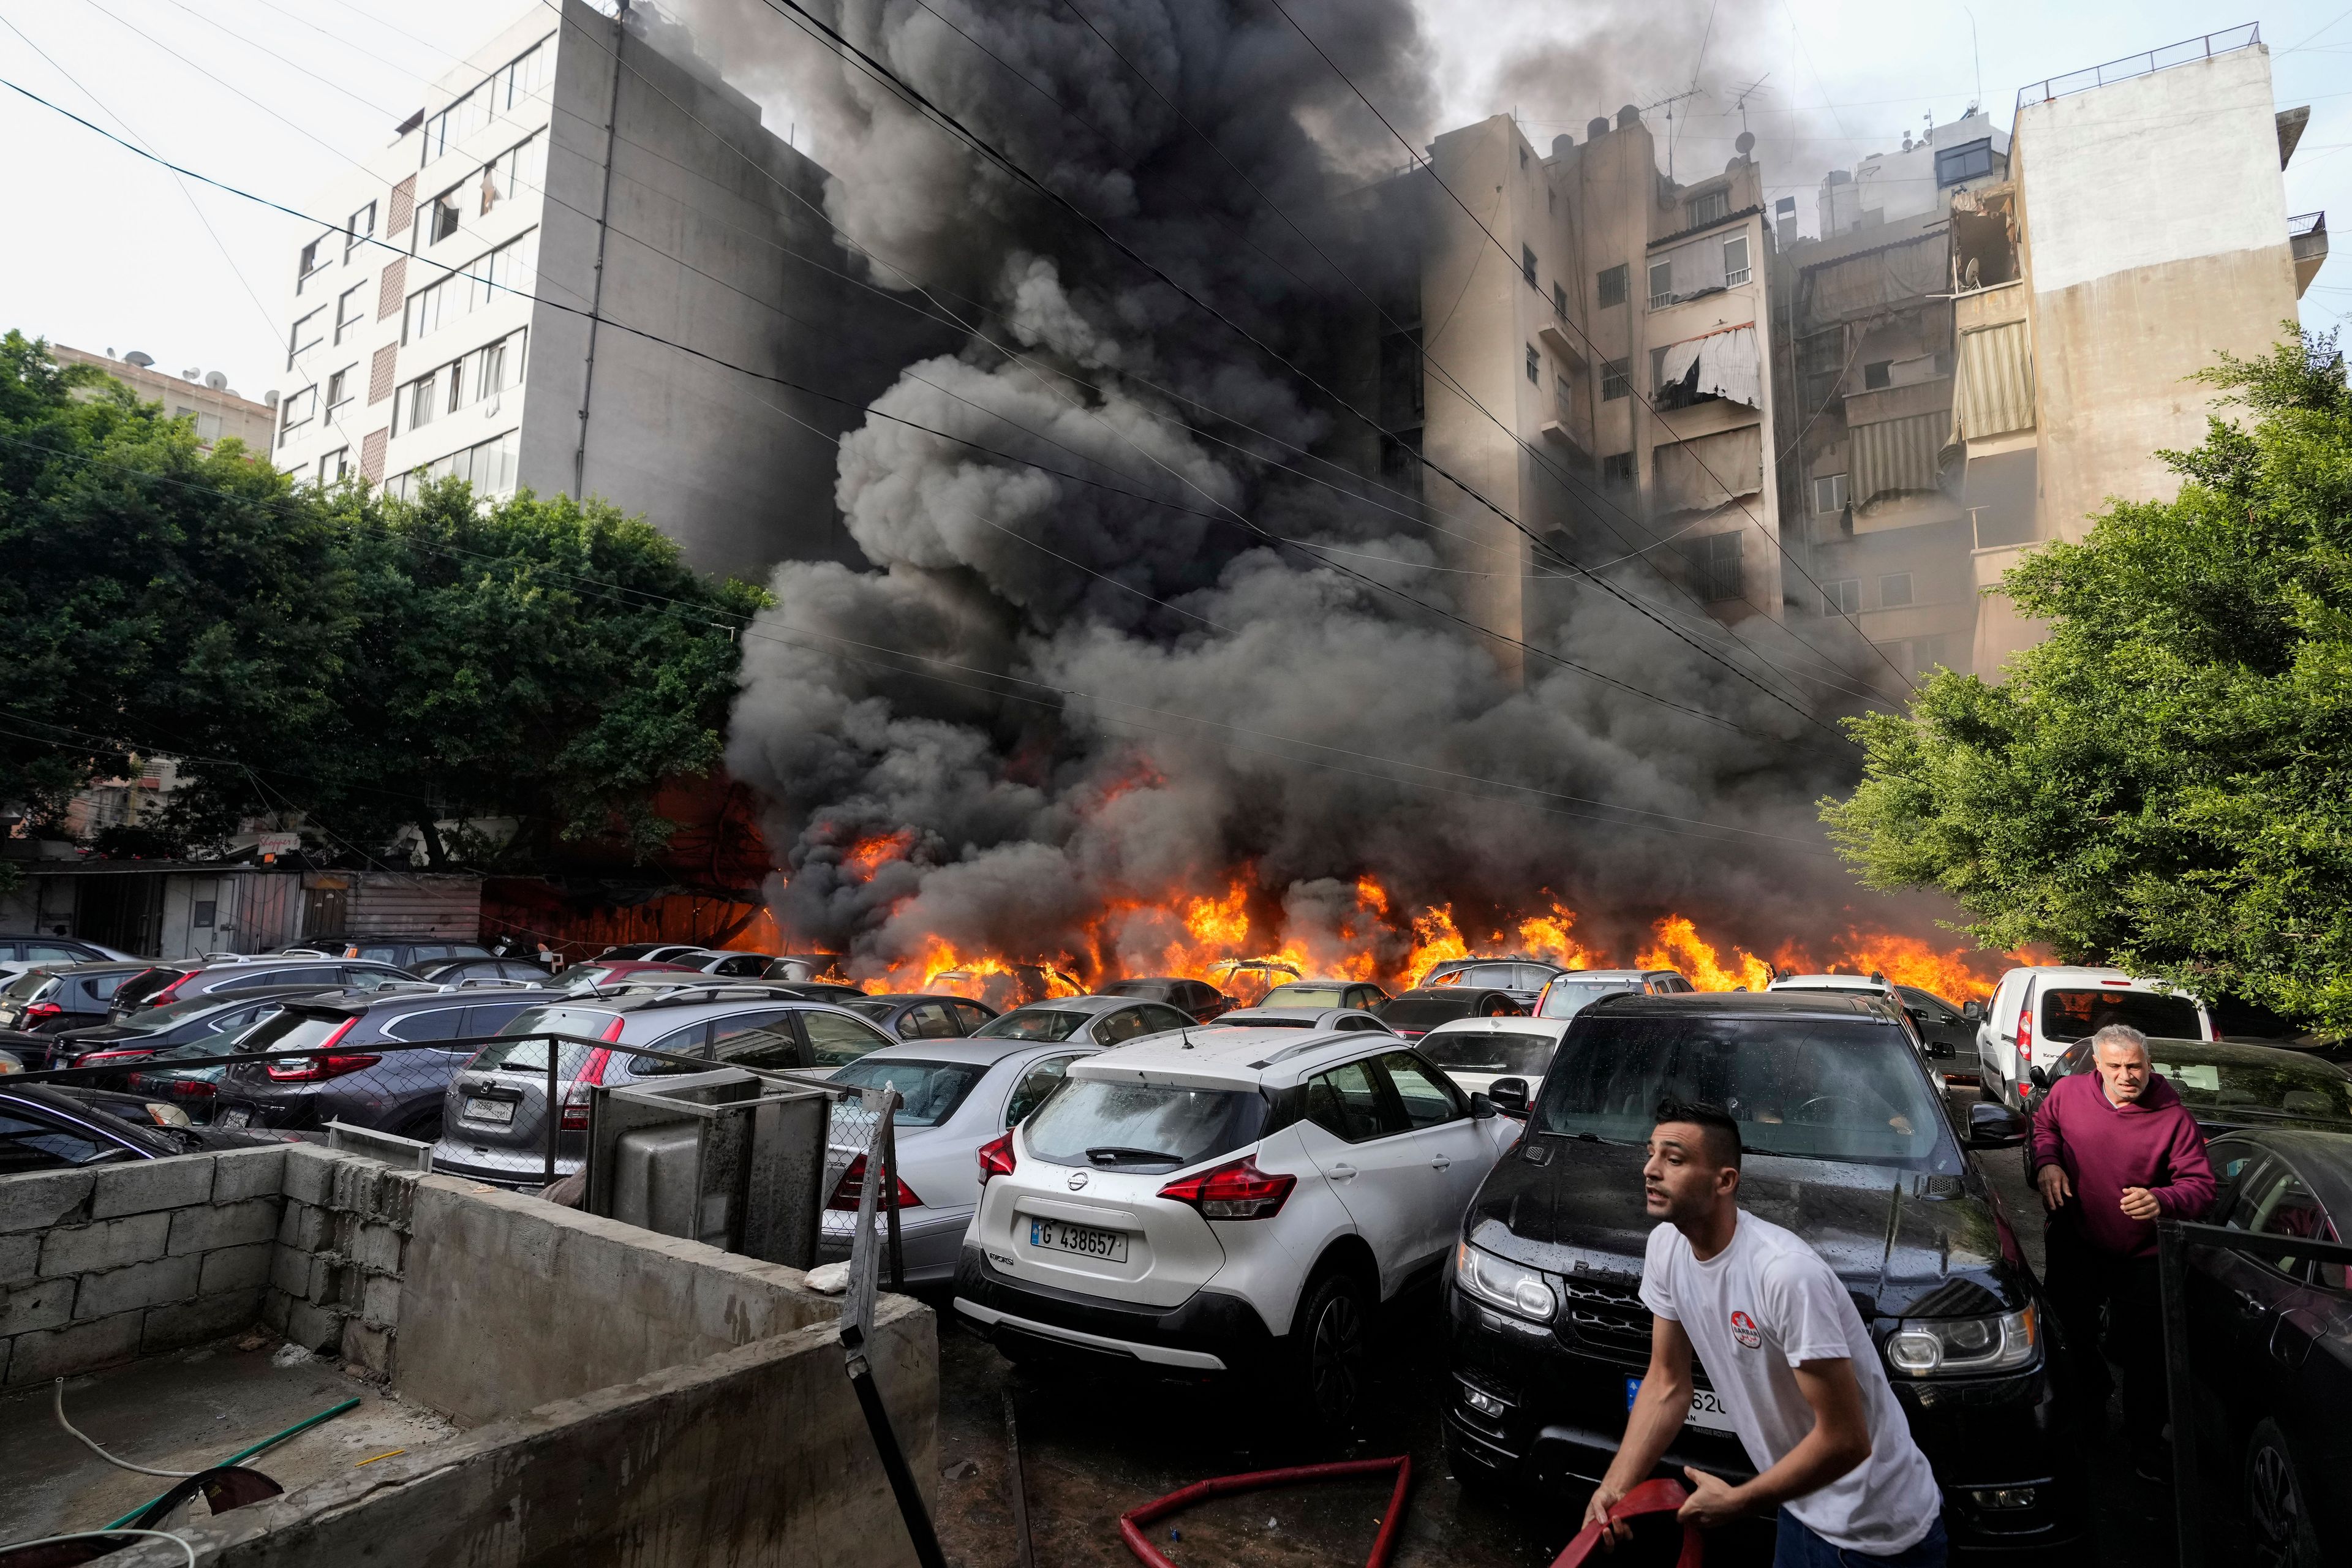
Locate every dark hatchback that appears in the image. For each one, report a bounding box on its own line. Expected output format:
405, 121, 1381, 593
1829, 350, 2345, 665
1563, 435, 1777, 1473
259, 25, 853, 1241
1374, 987, 1525, 1039
843, 993, 1001, 1040
1444, 992, 2084, 1561
1101, 976, 1233, 1023
0, 962, 157, 1035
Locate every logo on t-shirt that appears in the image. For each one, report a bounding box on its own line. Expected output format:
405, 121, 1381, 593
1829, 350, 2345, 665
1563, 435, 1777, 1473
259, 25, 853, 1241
1729, 1310, 1762, 1349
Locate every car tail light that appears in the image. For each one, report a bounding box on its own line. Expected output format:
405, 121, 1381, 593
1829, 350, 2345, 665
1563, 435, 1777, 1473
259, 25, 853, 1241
23, 1003, 62, 1022
77, 1047, 154, 1068
1158, 1155, 1296, 1220
827, 1153, 921, 1211
146, 973, 193, 1006
167, 1080, 217, 1099
559, 1047, 614, 1131
2016, 1001, 2033, 1067
977, 1131, 1016, 1185
263, 1019, 371, 1080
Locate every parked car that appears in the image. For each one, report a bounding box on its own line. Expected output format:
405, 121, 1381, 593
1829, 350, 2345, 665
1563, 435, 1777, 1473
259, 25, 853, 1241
41, 986, 330, 1076
1422, 960, 1571, 1010
817, 1037, 1101, 1283
1, 963, 164, 1035
416, 957, 558, 988
761, 954, 851, 983
2183, 1128, 2352, 1568
1209, 1007, 1393, 1035
0, 935, 137, 989
208, 988, 548, 1142
594, 942, 712, 963
758, 981, 869, 1005
1414, 1016, 1571, 1098
1371, 987, 1525, 1039
1100, 977, 1233, 1023
1769, 974, 1974, 1081
107, 956, 421, 1020
1261, 980, 1392, 1012
1977, 965, 2215, 1110
970, 995, 1196, 1048
549, 959, 703, 994
0, 1082, 304, 1174
842, 993, 1001, 1041
1442, 990, 2084, 1560
954, 1026, 1519, 1424
428, 991, 899, 1186
325, 939, 495, 970
1533, 970, 1692, 1022
2022, 1036, 2352, 1137
661, 949, 782, 978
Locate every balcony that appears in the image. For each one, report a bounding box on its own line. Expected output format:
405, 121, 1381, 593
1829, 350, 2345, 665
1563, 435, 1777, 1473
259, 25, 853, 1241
1537, 315, 1588, 371
2291, 211, 2328, 298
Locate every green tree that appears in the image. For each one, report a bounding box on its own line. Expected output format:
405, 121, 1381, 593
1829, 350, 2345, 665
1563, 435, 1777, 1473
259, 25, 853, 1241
1822, 328, 2352, 1031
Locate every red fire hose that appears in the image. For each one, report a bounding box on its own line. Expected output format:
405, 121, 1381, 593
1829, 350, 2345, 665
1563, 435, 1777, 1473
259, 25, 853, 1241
1547, 1477, 1703, 1568
1117, 1455, 1412, 1568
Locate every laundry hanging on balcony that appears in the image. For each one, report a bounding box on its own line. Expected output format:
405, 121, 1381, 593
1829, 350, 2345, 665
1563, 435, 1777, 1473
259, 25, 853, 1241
1653, 325, 1761, 410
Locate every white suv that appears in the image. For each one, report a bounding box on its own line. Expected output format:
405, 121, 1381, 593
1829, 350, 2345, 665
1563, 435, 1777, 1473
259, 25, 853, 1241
1976, 965, 2216, 1110
952, 1027, 1518, 1425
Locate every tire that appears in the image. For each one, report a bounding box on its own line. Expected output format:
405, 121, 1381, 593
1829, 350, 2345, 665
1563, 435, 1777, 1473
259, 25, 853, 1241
2245, 1419, 2324, 1568
1287, 1269, 1373, 1430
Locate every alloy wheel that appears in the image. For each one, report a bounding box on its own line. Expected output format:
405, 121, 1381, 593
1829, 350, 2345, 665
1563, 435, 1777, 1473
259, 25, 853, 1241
1308, 1289, 1367, 1421
2247, 1425, 2318, 1568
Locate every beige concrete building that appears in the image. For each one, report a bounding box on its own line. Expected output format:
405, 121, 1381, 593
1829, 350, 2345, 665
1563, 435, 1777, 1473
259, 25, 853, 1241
49, 344, 277, 454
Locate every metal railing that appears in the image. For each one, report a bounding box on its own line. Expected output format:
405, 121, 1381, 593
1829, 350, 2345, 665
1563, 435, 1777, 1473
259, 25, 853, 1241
2288, 211, 2325, 238
2016, 24, 2260, 110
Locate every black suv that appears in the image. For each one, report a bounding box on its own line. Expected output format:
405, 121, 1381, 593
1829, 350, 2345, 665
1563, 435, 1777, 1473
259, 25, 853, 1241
108, 956, 419, 1020
1444, 992, 2084, 1560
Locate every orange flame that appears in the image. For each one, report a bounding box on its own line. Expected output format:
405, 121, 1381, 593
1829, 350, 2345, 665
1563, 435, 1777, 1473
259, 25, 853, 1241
1638, 914, 1774, 992
1182, 881, 1254, 948
841, 829, 916, 879
1817, 929, 2002, 1003
1517, 902, 1597, 972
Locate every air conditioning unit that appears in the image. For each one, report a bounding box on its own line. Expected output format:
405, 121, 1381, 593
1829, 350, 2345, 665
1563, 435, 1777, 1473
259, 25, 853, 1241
584, 1068, 831, 1267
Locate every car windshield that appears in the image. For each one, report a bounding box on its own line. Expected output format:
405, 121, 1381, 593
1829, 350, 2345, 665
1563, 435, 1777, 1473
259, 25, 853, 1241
2150, 1050, 2352, 1123
1264, 984, 1345, 1007
118, 994, 258, 1034
827, 1058, 988, 1126
235, 1012, 357, 1055
974, 1008, 1092, 1042
469, 1007, 619, 1074
2041, 988, 2200, 1043
1377, 997, 1477, 1028
1419, 1030, 1558, 1077
1101, 981, 1167, 998
6, 971, 59, 1001
1538, 981, 1639, 1020
1532, 1016, 1959, 1171
843, 999, 897, 1021
110, 969, 184, 1007
1025, 1079, 1269, 1172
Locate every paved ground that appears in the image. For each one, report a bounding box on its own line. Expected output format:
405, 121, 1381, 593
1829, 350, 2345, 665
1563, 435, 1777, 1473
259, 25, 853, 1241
0, 1337, 454, 1542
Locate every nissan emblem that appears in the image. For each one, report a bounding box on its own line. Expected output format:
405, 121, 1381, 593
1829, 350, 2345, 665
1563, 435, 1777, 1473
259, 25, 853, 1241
1067, 1170, 1090, 1191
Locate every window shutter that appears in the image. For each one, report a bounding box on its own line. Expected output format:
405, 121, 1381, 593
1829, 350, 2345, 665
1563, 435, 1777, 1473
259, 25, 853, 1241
377, 256, 407, 322
360, 427, 389, 483
368, 343, 399, 405
386, 175, 415, 239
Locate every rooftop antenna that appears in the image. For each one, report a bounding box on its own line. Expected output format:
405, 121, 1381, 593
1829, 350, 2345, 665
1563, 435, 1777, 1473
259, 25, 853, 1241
1962, 7, 1983, 121
1728, 76, 1771, 138
1641, 86, 1706, 179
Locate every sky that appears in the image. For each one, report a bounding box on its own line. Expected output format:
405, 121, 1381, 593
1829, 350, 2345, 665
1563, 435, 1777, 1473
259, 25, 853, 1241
0, 0, 2346, 405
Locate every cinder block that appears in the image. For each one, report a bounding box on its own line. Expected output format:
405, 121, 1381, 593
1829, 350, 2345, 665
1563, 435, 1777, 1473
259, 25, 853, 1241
6, 1310, 143, 1385
372, 1172, 419, 1228
40, 1213, 169, 1277
0, 1169, 94, 1235
212, 1147, 287, 1203
360, 1273, 400, 1325
304, 1255, 344, 1306
0, 1234, 39, 1287
281, 1144, 341, 1207
342, 1318, 393, 1376
75, 1255, 200, 1319
270, 1244, 310, 1298
90, 1153, 215, 1218
284, 1297, 340, 1353
145, 1289, 262, 1354
166, 1197, 281, 1256
350, 1223, 404, 1275
200, 1243, 276, 1295
261, 1287, 291, 1332
277, 1200, 329, 1252
1, 1277, 76, 1335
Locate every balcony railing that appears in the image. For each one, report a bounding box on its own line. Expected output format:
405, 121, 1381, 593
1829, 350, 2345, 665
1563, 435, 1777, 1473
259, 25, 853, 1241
2016, 24, 2258, 110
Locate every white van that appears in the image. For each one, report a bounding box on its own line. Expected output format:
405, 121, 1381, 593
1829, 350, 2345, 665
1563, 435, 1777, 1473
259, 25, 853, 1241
1975, 966, 2216, 1110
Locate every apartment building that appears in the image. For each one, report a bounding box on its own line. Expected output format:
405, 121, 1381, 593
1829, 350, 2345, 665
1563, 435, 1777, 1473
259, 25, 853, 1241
271, 0, 943, 578
50, 345, 277, 454
1398, 107, 1785, 678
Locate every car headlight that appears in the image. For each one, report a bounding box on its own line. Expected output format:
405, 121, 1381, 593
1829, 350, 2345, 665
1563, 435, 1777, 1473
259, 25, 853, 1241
1455, 1240, 1557, 1322
1885, 1307, 2037, 1377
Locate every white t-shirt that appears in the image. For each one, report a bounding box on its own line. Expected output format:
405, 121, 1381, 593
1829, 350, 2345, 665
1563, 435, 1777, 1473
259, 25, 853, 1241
1640, 1212, 1942, 1554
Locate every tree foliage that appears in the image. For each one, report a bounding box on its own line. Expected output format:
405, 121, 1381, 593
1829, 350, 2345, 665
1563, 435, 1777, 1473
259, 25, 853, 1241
0, 331, 766, 867
1822, 328, 2352, 1030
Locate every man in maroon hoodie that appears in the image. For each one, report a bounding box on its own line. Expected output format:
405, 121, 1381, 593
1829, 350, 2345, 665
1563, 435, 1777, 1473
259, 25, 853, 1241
2029, 1022, 2214, 1479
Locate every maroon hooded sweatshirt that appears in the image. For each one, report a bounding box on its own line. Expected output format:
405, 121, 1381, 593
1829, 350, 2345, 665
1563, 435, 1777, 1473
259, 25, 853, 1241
2029, 1070, 2215, 1257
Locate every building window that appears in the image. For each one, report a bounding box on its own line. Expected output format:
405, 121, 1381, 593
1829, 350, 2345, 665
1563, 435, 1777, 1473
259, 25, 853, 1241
404, 228, 539, 344
194, 412, 222, 445
1521, 244, 1538, 287
1600, 358, 1629, 400
385, 428, 522, 503
1555, 373, 1574, 423
296, 234, 333, 292
1648, 259, 1673, 308
421, 185, 463, 247
400, 369, 439, 435
1812, 472, 1850, 513
1823, 578, 1862, 616
479, 134, 545, 215
345, 200, 377, 258
1688, 188, 1730, 227
1695, 531, 1743, 601
334, 282, 368, 345
325, 365, 354, 419
1935, 138, 1995, 187
279, 385, 317, 446
287, 307, 325, 369
1518, 144, 1529, 170
1551, 281, 1568, 320
1525, 343, 1540, 384
317, 447, 350, 485
1597, 264, 1627, 309
1602, 451, 1635, 486
1863, 360, 1893, 390
421, 37, 552, 168
393, 327, 526, 435
1879, 572, 1914, 608
1722, 235, 1751, 287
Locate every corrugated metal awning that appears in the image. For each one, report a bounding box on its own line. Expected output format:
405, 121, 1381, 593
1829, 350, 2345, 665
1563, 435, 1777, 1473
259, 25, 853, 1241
1953, 318, 2034, 443
1851, 412, 1945, 505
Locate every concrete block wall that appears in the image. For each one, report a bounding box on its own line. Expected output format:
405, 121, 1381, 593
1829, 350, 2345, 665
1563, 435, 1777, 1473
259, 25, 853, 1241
261, 1144, 418, 1377
0, 1147, 285, 1389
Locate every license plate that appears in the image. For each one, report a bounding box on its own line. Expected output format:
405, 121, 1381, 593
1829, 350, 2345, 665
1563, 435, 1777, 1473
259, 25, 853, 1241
1627, 1376, 1736, 1433
464, 1097, 515, 1125
1027, 1216, 1128, 1262
219, 1109, 252, 1128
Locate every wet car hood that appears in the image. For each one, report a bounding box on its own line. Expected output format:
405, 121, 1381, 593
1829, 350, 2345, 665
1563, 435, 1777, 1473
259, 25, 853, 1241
1465, 1134, 2024, 1318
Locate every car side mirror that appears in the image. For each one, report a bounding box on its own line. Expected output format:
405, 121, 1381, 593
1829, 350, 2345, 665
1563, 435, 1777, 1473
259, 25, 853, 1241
1967, 1102, 2025, 1147
2027, 1066, 2048, 1090
1469, 1092, 1496, 1120
1487, 1077, 1530, 1118
1928, 1039, 1954, 1060
1962, 1000, 1985, 1024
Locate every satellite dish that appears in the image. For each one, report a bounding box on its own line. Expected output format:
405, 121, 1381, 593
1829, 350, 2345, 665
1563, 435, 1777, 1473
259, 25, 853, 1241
123, 350, 154, 368
182, 368, 202, 382
204, 371, 227, 390
265, 390, 281, 409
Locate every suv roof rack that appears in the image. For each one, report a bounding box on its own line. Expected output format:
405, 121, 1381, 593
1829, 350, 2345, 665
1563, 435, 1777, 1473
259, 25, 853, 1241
611, 981, 830, 1009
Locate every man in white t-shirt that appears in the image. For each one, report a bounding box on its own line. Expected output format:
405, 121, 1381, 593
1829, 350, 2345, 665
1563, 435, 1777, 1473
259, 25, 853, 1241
1583, 1098, 1948, 1567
